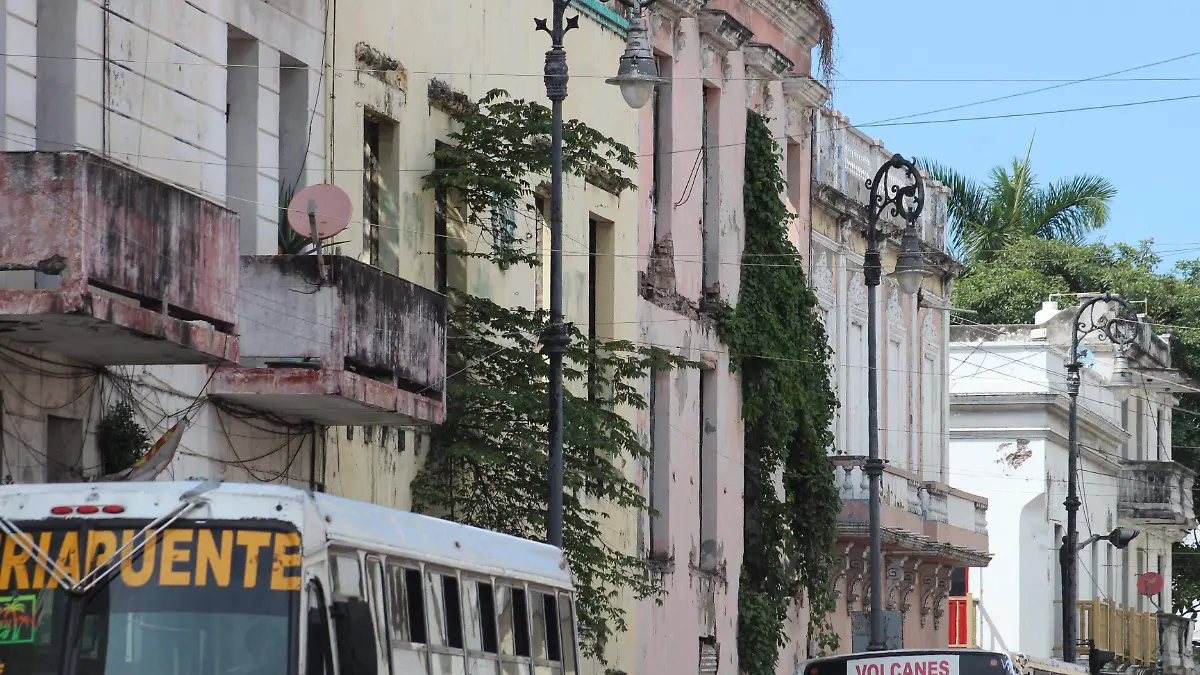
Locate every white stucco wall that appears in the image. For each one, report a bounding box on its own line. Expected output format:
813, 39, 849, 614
950, 335, 1183, 660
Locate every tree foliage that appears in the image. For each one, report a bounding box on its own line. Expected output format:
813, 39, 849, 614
949, 236, 1200, 615
713, 111, 840, 674
412, 293, 692, 660
422, 89, 636, 267
919, 137, 1116, 263
412, 90, 685, 662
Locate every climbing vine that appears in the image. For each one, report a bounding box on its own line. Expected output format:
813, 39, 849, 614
412, 90, 683, 662
712, 111, 841, 674
412, 293, 691, 659
423, 88, 636, 267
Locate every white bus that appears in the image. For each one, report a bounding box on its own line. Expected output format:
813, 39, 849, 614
0, 479, 580, 675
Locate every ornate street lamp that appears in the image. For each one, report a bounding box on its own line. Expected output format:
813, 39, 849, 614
1060, 294, 1142, 662
537, 0, 667, 548
862, 154, 926, 650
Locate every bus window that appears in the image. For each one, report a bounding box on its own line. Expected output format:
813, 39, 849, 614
333, 554, 363, 598
306, 580, 334, 675
400, 568, 428, 643
364, 557, 391, 675
496, 585, 531, 658
464, 580, 499, 655
557, 593, 577, 674
425, 570, 465, 650
531, 591, 560, 662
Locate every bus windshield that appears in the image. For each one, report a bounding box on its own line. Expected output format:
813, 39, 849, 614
802, 650, 1020, 675
0, 521, 301, 675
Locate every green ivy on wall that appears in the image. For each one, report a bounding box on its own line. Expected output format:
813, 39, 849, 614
713, 110, 842, 674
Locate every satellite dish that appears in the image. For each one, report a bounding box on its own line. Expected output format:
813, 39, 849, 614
1137, 571, 1164, 596
287, 184, 351, 240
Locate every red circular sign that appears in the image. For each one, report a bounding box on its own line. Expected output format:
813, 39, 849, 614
1137, 571, 1164, 596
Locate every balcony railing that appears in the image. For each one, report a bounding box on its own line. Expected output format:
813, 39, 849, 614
948, 595, 978, 648
813, 109, 951, 252
1077, 599, 1158, 666
1118, 460, 1197, 528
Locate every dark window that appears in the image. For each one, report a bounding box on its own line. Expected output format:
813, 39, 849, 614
542, 593, 561, 662
442, 575, 464, 649
405, 569, 427, 643
478, 582, 498, 654
950, 567, 967, 596
512, 587, 530, 657
307, 580, 333, 675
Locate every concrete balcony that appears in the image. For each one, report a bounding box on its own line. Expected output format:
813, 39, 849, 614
832, 455, 990, 560
0, 151, 238, 365
210, 255, 446, 427
1118, 460, 1196, 529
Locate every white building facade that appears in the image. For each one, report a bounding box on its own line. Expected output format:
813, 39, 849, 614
949, 300, 1196, 674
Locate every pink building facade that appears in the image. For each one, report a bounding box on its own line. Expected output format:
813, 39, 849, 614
631, 0, 992, 670
631, 1, 832, 673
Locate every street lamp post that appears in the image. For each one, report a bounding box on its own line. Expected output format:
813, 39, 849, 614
1060, 293, 1141, 662
537, 0, 665, 548
862, 154, 927, 650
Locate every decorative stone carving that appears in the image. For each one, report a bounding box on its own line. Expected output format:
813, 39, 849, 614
744, 41, 794, 81
884, 555, 912, 611
697, 9, 754, 53
745, 78, 763, 108
849, 271, 868, 316
830, 542, 855, 599
811, 250, 835, 303
701, 45, 715, 75
886, 280, 903, 325
652, 0, 706, 19
922, 309, 938, 352
721, 56, 732, 82
844, 547, 868, 614
674, 21, 688, 55
932, 565, 953, 630
918, 563, 944, 628
648, 12, 666, 42
764, 89, 775, 112
898, 557, 921, 614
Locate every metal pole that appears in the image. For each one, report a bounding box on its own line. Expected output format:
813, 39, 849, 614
863, 237, 886, 651
1062, 360, 1082, 663
537, 1, 576, 549
862, 154, 924, 651
1060, 293, 1141, 662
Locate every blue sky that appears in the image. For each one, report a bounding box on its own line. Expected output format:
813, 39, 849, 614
825, 1, 1200, 270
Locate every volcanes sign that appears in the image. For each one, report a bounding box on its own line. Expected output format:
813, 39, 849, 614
848, 654, 960, 675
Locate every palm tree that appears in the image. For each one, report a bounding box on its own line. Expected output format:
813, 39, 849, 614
918, 134, 1117, 263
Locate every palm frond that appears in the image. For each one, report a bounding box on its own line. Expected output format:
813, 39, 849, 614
1030, 174, 1116, 243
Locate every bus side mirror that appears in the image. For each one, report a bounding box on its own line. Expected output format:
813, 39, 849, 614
332, 599, 378, 675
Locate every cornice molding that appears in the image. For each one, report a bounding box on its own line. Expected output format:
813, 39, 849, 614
739, 0, 828, 51
650, 0, 705, 21
743, 41, 794, 80
697, 9, 753, 53
783, 74, 830, 109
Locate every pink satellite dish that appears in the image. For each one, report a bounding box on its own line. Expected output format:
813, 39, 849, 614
287, 184, 352, 240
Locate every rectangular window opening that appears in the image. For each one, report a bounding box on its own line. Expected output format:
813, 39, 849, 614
46, 415, 83, 483
363, 115, 382, 267
649, 370, 671, 558
442, 574, 464, 649
543, 593, 561, 662
701, 85, 719, 295
278, 53, 310, 229
651, 55, 673, 243
478, 582, 499, 654
404, 568, 427, 643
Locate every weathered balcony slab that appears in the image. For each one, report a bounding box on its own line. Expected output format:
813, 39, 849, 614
0, 151, 238, 365
832, 455, 990, 564
1118, 460, 1197, 528
210, 255, 446, 427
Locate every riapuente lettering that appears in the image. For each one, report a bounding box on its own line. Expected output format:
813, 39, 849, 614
0, 528, 301, 592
